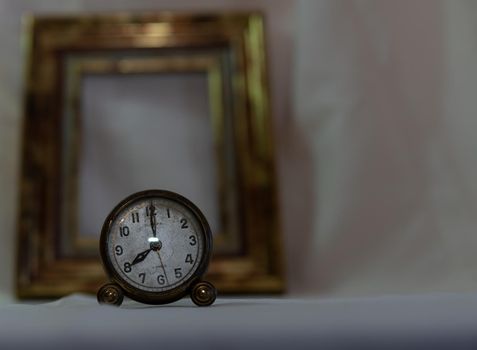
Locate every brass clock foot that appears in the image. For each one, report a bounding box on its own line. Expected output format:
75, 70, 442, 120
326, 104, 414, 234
97, 283, 124, 306
190, 281, 217, 306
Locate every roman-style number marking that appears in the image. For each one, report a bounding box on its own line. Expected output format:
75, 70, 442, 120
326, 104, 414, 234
119, 226, 130, 237
131, 212, 139, 223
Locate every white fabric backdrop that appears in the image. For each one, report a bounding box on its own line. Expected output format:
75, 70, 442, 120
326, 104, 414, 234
2, 0, 477, 302
289, 0, 477, 295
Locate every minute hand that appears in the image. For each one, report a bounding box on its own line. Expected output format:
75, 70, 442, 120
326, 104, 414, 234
149, 204, 157, 237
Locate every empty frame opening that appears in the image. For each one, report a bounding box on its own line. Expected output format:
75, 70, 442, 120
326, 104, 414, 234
78, 73, 220, 239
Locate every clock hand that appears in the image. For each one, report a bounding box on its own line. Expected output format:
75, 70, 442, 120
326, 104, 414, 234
131, 248, 152, 265
155, 250, 169, 285
148, 203, 167, 282
149, 203, 157, 237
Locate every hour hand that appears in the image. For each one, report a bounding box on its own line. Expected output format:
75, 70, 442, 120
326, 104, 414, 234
131, 249, 152, 265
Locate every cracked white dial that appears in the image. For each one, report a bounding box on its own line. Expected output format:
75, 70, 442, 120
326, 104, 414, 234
106, 196, 204, 292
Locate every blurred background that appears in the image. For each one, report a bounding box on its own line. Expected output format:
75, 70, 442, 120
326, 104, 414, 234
2, 0, 477, 302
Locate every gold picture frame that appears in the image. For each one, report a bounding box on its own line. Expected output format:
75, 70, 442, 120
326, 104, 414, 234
17, 12, 283, 298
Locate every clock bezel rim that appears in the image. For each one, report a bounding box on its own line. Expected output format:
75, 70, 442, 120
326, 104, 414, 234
99, 189, 212, 305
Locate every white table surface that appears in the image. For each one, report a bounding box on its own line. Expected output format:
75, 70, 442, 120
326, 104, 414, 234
1, 293, 476, 349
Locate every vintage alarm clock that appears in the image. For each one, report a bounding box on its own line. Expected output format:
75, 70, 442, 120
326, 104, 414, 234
97, 190, 217, 306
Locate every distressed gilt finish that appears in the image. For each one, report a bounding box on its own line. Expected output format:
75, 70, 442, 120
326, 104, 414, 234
17, 12, 283, 298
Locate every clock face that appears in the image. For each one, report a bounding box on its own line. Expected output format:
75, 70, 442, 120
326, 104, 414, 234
105, 195, 206, 293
